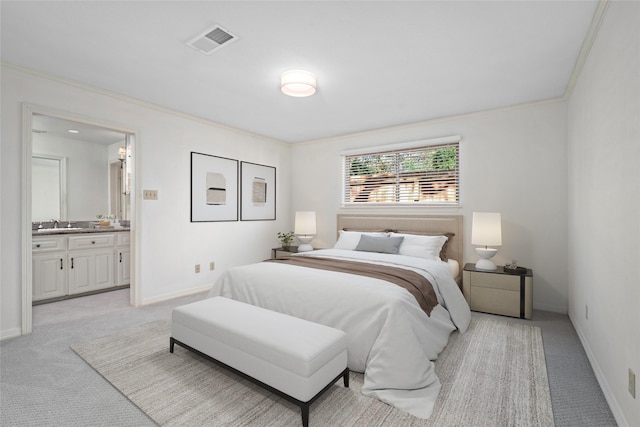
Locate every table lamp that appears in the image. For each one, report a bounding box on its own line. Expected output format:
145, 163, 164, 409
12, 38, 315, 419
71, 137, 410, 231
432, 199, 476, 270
472, 212, 502, 271
295, 211, 316, 252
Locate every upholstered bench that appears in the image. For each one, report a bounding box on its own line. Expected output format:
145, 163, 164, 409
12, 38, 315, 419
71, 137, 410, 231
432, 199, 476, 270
170, 297, 349, 427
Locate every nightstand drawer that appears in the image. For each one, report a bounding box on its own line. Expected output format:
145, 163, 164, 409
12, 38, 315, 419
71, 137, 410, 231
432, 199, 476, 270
470, 286, 521, 318
468, 272, 519, 291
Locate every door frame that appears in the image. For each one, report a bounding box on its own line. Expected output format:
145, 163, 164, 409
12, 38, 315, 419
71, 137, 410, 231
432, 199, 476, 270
21, 103, 140, 334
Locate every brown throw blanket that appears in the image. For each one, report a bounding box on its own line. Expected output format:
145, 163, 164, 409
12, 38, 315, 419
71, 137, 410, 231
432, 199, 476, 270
266, 256, 438, 316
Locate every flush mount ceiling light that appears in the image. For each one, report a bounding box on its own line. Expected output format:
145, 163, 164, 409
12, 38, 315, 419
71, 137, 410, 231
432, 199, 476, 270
280, 70, 316, 97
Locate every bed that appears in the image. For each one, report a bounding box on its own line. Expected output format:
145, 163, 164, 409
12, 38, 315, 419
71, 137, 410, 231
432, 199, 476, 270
208, 214, 471, 419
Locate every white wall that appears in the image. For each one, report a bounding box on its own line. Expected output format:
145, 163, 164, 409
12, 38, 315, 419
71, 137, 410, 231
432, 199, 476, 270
567, 2, 640, 426
1, 65, 291, 338
291, 100, 568, 313
33, 133, 110, 220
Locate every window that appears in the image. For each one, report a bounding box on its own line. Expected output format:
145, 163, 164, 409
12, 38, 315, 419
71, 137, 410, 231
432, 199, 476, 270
342, 136, 460, 206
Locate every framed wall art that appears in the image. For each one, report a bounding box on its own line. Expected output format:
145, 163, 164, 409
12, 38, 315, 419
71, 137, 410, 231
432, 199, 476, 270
240, 161, 276, 221
191, 152, 238, 222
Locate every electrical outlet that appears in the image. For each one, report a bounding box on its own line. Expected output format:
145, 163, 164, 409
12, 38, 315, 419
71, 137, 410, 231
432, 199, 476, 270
630, 369, 636, 399
143, 189, 158, 200
210, 261, 215, 271
585, 304, 588, 320
195, 264, 200, 273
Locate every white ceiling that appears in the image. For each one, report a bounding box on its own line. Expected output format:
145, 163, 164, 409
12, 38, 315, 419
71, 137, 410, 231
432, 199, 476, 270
1, 1, 599, 143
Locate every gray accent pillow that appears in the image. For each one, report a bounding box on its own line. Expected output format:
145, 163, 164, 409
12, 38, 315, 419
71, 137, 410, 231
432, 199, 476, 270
355, 234, 404, 254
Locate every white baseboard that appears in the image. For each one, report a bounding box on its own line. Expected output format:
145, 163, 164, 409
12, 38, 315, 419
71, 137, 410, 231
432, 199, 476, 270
0, 327, 22, 341
569, 314, 630, 427
141, 284, 212, 306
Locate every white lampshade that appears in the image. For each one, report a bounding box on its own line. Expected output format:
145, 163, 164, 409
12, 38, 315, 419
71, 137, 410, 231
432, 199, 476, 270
295, 211, 316, 252
472, 212, 502, 246
472, 212, 502, 271
281, 70, 316, 97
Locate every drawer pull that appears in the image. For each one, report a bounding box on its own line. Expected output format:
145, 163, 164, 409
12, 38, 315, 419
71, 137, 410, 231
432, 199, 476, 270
119, 253, 122, 263
36, 244, 41, 248
60, 259, 63, 270
91, 241, 96, 244
71, 258, 74, 269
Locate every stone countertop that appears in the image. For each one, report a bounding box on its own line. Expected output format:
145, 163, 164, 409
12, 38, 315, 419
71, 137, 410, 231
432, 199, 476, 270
32, 227, 130, 236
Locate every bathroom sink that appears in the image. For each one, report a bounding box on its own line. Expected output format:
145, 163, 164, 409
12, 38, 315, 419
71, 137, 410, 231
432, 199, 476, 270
37, 227, 85, 233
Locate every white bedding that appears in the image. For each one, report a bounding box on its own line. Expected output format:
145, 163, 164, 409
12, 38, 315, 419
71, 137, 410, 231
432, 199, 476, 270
208, 248, 471, 419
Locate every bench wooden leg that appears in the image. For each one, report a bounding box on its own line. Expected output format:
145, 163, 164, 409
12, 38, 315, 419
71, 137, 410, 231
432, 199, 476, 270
169, 337, 175, 353
343, 368, 349, 388
301, 403, 310, 427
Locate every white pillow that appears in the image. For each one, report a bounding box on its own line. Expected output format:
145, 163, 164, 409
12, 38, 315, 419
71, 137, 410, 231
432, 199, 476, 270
333, 230, 387, 250
392, 233, 448, 260
447, 258, 460, 278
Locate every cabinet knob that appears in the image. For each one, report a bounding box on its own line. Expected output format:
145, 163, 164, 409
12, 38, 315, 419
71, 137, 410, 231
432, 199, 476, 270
36, 244, 41, 248
91, 241, 96, 244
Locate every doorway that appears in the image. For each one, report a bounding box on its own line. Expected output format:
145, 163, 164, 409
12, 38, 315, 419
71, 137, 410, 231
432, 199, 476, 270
21, 103, 139, 334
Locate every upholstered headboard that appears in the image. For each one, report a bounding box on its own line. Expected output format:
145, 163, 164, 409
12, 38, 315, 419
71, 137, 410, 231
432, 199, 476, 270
336, 213, 464, 279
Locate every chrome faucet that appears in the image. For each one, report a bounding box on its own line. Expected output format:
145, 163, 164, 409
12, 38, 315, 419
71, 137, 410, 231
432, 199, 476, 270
50, 219, 60, 229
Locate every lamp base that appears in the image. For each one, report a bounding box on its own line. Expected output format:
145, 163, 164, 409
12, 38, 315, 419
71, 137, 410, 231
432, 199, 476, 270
297, 235, 314, 252
475, 258, 498, 271
297, 243, 314, 252
475, 247, 498, 271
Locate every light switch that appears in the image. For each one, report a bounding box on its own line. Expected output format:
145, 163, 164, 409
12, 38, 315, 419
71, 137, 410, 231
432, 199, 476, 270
143, 190, 158, 200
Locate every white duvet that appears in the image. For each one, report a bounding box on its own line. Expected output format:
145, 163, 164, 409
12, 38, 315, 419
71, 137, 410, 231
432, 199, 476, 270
208, 249, 471, 419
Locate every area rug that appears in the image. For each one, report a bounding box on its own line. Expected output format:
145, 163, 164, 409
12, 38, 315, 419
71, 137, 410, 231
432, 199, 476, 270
71, 314, 554, 426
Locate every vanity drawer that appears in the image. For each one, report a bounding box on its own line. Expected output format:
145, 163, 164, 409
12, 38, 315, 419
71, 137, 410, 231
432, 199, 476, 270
32, 236, 66, 252
116, 232, 130, 246
68, 234, 115, 250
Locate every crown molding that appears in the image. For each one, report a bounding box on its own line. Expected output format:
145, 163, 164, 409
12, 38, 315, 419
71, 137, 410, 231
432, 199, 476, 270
1, 61, 286, 146
563, 0, 611, 100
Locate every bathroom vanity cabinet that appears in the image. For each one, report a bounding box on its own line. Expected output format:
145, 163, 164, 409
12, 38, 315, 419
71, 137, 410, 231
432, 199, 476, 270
67, 233, 116, 295
32, 230, 130, 302
32, 237, 67, 301
115, 232, 131, 286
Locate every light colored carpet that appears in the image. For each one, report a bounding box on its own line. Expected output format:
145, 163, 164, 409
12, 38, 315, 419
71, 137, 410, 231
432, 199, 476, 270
71, 315, 554, 426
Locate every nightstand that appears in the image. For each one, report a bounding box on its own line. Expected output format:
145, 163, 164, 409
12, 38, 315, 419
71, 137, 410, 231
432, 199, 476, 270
462, 263, 533, 319
271, 246, 300, 259
271, 246, 326, 259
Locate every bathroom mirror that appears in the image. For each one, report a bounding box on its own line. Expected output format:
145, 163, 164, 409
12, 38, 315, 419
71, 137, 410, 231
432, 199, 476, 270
31, 114, 131, 223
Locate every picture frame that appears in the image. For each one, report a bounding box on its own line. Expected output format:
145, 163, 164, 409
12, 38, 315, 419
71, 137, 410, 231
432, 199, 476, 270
191, 152, 238, 222
240, 161, 276, 221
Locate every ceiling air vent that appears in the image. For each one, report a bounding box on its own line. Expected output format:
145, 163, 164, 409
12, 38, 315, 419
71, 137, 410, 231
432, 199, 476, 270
186, 25, 238, 55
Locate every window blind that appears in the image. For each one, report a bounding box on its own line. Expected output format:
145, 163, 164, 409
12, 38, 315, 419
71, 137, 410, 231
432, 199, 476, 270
342, 139, 460, 206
